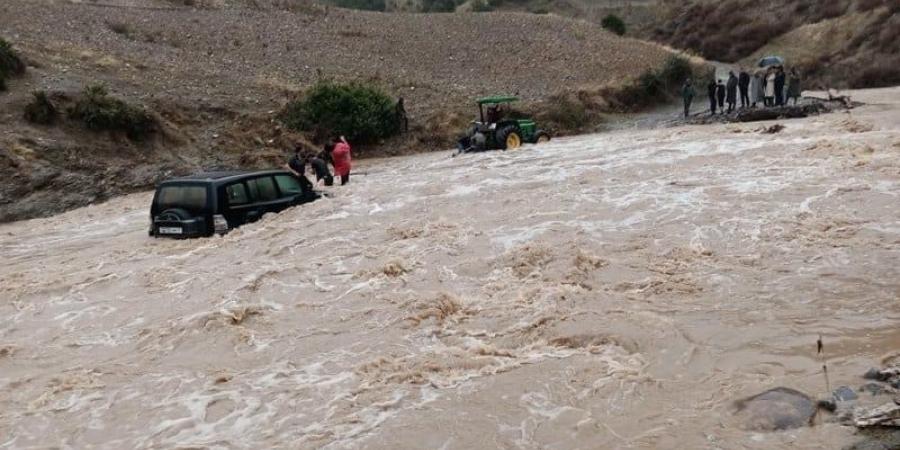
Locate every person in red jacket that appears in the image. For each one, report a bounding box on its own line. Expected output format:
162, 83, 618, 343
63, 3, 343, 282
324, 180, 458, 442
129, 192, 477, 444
331, 136, 352, 185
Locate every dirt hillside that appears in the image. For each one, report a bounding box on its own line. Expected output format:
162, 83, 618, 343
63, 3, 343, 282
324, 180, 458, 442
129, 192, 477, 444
0, 0, 673, 222
649, 0, 899, 88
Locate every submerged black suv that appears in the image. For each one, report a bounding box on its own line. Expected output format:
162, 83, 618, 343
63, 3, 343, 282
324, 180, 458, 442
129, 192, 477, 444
149, 170, 317, 238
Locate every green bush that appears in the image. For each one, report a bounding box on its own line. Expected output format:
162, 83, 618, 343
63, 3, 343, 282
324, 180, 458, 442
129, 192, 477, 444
329, 0, 385, 11
0, 38, 26, 92
68, 84, 155, 140
609, 55, 695, 110
280, 81, 400, 144
659, 55, 693, 88
422, 0, 460, 12
24, 91, 57, 125
544, 95, 589, 130
471, 0, 494, 12
601, 14, 626, 36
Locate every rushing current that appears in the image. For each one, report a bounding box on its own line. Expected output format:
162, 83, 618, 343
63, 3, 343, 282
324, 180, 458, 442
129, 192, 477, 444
2, 89, 899, 449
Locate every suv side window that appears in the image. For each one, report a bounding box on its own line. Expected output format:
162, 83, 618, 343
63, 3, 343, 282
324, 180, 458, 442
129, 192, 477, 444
247, 176, 278, 202
274, 174, 304, 196
225, 183, 249, 206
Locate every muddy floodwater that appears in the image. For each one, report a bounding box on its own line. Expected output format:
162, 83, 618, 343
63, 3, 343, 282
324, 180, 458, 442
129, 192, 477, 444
2, 89, 899, 449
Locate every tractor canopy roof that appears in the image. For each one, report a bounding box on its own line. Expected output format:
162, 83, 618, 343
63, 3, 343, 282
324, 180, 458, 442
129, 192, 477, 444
476, 95, 519, 105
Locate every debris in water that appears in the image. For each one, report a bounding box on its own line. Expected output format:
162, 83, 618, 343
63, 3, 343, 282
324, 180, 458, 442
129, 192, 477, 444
759, 124, 785, 134
854, 400, 900, 428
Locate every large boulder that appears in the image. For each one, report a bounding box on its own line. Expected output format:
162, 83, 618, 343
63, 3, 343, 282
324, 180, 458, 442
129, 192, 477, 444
733, 387, 817, 431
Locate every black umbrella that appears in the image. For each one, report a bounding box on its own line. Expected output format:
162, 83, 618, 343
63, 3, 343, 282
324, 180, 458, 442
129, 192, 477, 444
758, 56, 785, 68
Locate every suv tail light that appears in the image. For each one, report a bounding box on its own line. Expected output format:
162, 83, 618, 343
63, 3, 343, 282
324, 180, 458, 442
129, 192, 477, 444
213, 214, 228, 234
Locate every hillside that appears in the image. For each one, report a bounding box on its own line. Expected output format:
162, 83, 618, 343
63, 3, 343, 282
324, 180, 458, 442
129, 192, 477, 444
650, 0, 900, 88
0, 0, 674, 222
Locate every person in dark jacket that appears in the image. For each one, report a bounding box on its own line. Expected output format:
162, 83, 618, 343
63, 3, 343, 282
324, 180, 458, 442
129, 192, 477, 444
681, 79, 695, 118
774, 68, 786, 106
738, 69, 751, 108
707, 79, 718, 115
307, 155, 333, 186
285, 145, 314, 193
787, 68, 802, 105
396, 97, 408, 133
726, 71, 738, 113
315, 143, 335, 186
716, 79, 726, 115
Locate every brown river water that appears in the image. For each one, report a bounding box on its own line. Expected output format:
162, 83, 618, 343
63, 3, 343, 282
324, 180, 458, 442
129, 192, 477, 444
1, 89, 899, 449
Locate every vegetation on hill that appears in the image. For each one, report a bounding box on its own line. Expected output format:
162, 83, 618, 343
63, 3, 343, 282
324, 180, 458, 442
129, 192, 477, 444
601, 14, 626, 36
280, 81, 401, 146
0, 38, 26, 92
68, 85, 156, 140
24, 91, 58, 125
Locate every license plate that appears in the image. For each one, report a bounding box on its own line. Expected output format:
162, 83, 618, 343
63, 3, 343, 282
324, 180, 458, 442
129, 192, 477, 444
159, 227, 183, 235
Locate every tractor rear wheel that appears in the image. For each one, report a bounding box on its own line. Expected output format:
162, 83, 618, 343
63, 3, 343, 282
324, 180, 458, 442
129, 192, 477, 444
496, 126, 522, 150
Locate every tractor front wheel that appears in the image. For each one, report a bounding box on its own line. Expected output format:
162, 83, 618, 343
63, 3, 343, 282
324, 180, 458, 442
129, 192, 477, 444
535, 131, 550, 144
497, 126, 522, 150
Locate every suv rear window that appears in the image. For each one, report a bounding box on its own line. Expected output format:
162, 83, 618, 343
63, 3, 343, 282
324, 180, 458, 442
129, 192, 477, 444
247, 176, 278, 202
156, 185, 207, 210
274, 175, 304, 196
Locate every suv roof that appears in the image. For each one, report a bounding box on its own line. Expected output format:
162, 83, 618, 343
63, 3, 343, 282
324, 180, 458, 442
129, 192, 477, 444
163, 169, 289, 185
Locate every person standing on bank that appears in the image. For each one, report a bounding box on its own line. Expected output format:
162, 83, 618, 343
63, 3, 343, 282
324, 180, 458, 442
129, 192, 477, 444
331, 136, 352, 185
396, 97, 409, 133
750, 71, 763, 108
774, 68, 786, 106
726, 71, 738, 113
738, 69, 751, 108
716, 79, 726, 115
765, 69, 776, 107
682, 78, 695, 118
707, 78, 718, 115
787, 68, 802, 106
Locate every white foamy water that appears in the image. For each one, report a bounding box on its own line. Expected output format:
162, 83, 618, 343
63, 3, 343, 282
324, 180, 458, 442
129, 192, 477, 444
2, 89, 900, 449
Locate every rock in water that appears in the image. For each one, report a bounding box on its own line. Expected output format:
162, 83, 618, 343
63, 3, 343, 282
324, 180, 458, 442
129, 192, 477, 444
734, 387, 817, 431
835, 386, 860, 402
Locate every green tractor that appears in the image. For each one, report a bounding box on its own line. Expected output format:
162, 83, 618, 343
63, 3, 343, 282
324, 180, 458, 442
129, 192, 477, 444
456, 96, 550, 154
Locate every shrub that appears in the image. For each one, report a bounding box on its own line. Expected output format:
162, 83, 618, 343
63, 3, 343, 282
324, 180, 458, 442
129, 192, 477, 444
606, 55, 696, 110
106, 21, 134, 39
330, 0, 385, 11
280, 81, 400, 144
543, 95, 590, 130
471, 0, 494, 12
24, 91, 57, 125
68, 84, 155, 140
601, 14, 626, 36
0, 38, 25, 76
658, 55, 693, 88
422, 0, 460, 12
0, 38, 26, 91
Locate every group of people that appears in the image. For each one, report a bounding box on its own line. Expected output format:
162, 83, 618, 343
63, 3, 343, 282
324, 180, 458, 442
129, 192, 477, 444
681, 66, 802, 118
285, 135, 353, 192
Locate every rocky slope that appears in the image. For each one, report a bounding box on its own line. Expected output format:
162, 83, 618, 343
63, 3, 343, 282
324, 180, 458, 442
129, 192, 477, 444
0, 0, 674, 222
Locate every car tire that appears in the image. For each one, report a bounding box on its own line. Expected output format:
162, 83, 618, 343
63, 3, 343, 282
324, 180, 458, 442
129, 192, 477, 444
157, 208, 193, 222
496, 125, 522, 150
